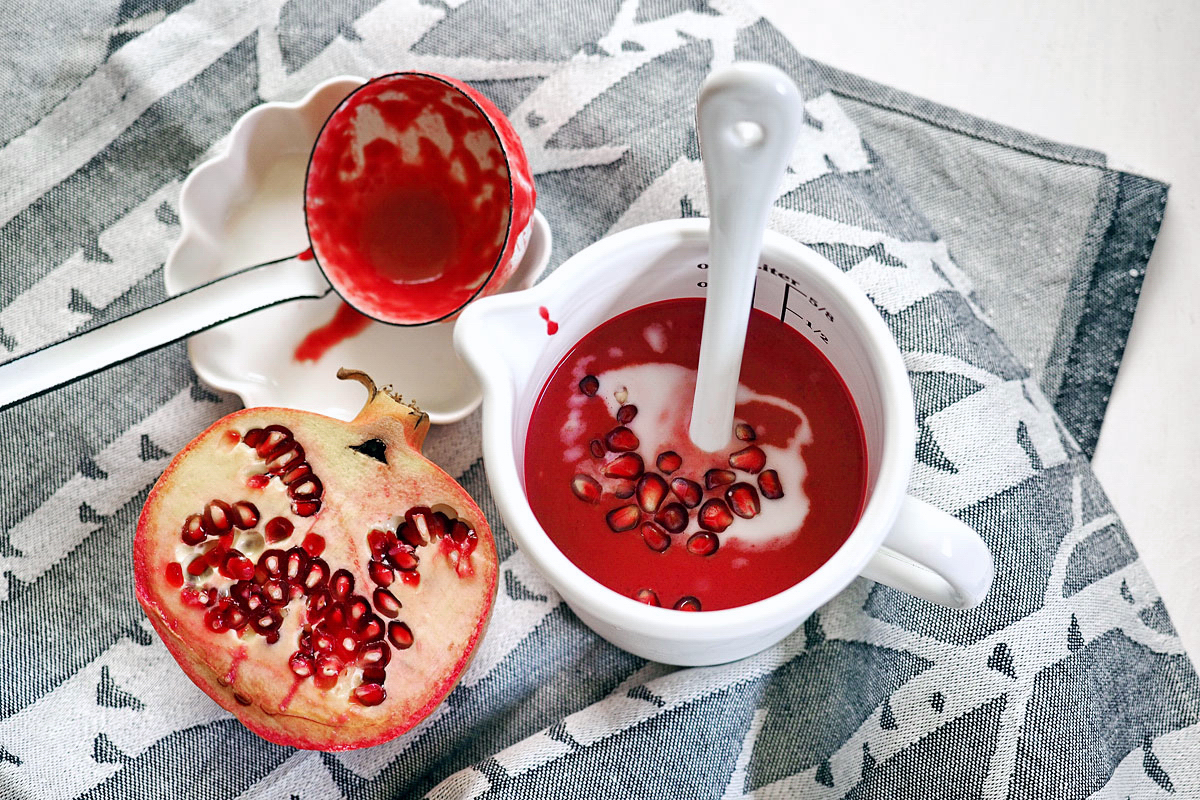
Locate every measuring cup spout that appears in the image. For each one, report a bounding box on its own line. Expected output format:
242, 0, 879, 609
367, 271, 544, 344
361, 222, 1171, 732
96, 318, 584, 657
0, 254, 330, 411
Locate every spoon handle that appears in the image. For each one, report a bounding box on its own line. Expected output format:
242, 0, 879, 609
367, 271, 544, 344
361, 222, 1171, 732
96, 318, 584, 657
0, 254, 330, 411
689, 63, 804, 452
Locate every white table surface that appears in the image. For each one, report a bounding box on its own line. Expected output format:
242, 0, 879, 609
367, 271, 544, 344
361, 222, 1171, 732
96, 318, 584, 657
753, 0, 1200, 660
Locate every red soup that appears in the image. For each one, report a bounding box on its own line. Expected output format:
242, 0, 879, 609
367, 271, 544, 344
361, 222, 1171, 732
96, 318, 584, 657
524, 297, 868, 611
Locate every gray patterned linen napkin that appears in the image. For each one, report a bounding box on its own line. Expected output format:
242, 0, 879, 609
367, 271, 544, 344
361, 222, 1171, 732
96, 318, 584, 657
0, 2, 1192, 799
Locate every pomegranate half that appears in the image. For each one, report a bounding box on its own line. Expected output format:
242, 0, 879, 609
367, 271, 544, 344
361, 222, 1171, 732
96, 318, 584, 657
134, 369, 498, 750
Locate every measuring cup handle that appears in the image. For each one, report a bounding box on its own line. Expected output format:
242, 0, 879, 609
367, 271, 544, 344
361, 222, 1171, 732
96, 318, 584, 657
0, 254, 330, 411
859, 496, 995, 608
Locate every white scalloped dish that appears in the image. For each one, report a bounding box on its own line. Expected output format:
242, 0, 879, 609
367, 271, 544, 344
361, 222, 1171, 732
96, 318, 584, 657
164, 76, 551, 423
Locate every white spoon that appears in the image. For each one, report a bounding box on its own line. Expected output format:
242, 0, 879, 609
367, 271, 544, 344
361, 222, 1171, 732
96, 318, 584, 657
689, 63, 804, 452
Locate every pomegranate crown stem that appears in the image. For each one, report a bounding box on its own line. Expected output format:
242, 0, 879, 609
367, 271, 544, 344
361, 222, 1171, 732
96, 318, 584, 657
337, 368, 427, 430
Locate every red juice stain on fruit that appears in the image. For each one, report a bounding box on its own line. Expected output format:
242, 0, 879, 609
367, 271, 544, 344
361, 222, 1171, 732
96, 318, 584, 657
538, 306, 559, 335
524, 298, 868, 611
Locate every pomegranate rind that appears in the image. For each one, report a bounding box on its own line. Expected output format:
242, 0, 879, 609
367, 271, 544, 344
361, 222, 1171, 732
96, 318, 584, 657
134, 390, 498, 751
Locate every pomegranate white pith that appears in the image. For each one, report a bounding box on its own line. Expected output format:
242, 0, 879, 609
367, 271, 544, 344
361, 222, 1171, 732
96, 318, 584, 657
134, 370, 497, 751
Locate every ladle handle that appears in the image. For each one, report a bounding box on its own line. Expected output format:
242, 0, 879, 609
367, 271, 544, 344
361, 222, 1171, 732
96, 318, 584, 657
689, 63, 804, 452
0, 255, 330, 411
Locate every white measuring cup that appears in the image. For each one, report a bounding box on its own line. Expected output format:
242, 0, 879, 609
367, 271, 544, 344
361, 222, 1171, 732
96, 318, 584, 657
455, 219, 994, 665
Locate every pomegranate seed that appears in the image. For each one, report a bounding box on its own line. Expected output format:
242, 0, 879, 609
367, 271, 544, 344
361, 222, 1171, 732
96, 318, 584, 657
336, 634, 359, 661
281, 462, 312, 486
246, 473, 269, 490
386, 543, 419, 571
636, 473, 668, 514
392, 522, 416, 549
203, 500, 233, 535
302, 533, 325, 557
165, 562, 184, 587
230, 581, 263, 612
204, 606, 228, 632
179, 586, 204, 606
257, 550, 284, 582
292, 500, 321, 517
222, 605, 249, 630
361, 666, 388, 685
449, 520, 470, 544
388, 621, 414, 650
674, 596, 702, 612
287, 580, 306, 602
616, 404, 638, 424
669, 477, 703, 508
729, 445, 767, 474
289, 476, 324, 502
605, 505, 641, 532
347, 597, 370, 624
181, 514, 206, 545
354, 683, 386, 706
256, 425, 293, 459
374, 588, 402, 618
303, 558, 329, 591
405, 507, 437, 545
604, 426, 640, 452
725, 483, 760, 518
655, 502, 688, 533
284, 548, 308, 581
698, 499, 734, 532
359, 641, 391, 667
734, 422, 756, 441
251, 610, 281, 634
601, 452, 644, 479
656, 451, 682, 474
758, 469, 784, 499
633, 588, 661, 606
401, 571, 420, 588
289, 652, 314, 677
230, 501, 259, 529
315, 654, 342, 679
687, 531, 719, 556
330, 569, 355, 602
187, 556, 209, 576
223, 552, 255, 581
612, 480, 636, 499
359, 617, 385, 641
579, 375, 599, 396
589, 439, 605, 458
367, 529, 390, 557
571, 474, 601, 503
704, 469, 735, 490
369, 560, 395, 587
306, 589, 330, 622
640, 521, 670, 552
242, 428, 266, 449
264, 517, 294, 543
434, 511, 455, 538
266, 444, 305, 475
614, 386, 628, 404
262, 579, 287, 606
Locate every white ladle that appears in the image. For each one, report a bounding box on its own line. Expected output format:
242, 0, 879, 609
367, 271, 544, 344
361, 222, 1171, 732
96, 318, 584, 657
689, 63, 804, 451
